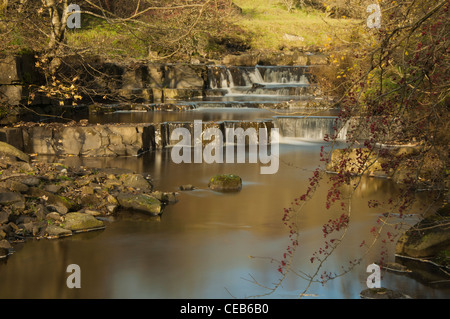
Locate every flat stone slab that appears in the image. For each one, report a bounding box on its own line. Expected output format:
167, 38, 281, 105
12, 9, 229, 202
46, 225, 73, 238
62, 212, 104, 232
116, 193, 162, 216
0, 192, 24, 205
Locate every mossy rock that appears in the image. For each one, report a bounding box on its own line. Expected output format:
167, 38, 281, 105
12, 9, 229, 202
62, 212, 104, 232
116, 193, 162, 216
208, 174, 242, 192
396, 209, 450, 258
28, 187, 77, 210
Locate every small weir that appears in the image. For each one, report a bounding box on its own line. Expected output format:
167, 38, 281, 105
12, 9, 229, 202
5, 64, 345, 156
276, 116, 349, 141
206, 65, 318, 102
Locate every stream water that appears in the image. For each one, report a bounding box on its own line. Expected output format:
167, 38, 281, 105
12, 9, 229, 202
0, 65, 448, 299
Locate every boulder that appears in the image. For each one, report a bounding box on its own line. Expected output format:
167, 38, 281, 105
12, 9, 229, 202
84, 210, 101, 217
0, 192, 24, 206
0, 211, 10, 224
46, 204, 69, 215
150, 191, 178, 204
0, 141, 29, 162
44, 184, 62, 193
106, 205, 118, 214
208, 174, 242, 192
1, 180, 29, 193
22, 221, 39, 236
46, 212, 63, 222
120, 174, 152, 191
0, 239, 12, 249
360, 288, 411, 299
28, 188, 77, 210
179, 184, 195, 191
116, 193, 162, 216
62, 212, 104, 232
396, 221, 450, 258
396, 204, 450, 258
46, 225, 72, 238
19, 176, 41, 187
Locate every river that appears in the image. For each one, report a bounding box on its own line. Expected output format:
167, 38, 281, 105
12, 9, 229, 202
0, 136, 448, 298
0, 65, 448, 299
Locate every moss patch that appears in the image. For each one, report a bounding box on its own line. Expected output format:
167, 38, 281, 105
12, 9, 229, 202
208, 174, 242, 192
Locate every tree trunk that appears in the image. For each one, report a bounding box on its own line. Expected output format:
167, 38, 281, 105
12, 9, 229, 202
45, 0, 69, 52
45, 0, 69, 73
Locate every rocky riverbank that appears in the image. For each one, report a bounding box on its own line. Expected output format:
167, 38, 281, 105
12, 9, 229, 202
0, 145, 178, 259
396, 203, 450, 263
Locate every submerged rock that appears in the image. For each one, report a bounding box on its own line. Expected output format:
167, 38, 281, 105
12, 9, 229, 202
208, 174, 242, 192
150, 191, 178, 204
179, 184, 195, 191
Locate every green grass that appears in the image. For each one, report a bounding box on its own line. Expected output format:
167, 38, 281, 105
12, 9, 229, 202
233, 0, 361, 51
66, 17, 148, 58
60, 1, 364, 59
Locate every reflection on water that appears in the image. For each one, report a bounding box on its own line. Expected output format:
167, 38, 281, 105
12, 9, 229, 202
87, 108, 339, 125
0, 144, 448, 299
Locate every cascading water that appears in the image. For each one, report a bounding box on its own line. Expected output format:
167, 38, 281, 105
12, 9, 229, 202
275, 116, 349, 141
206, 65, 318, 102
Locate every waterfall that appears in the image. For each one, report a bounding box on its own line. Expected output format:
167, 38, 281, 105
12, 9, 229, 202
206, 65, 315, 102
275, 116, 349, 141
259, 66, 310, 84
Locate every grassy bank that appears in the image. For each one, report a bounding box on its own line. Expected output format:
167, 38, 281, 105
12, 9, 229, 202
62, 1, 363, 60
233, 0, 362, 52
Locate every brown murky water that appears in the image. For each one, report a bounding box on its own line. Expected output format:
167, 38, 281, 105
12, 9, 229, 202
0, 142, 448, 299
